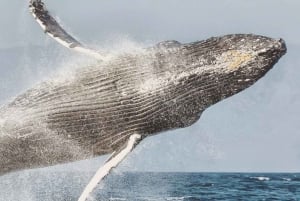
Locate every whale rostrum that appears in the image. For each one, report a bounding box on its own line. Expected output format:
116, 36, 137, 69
0, 1, 286, 199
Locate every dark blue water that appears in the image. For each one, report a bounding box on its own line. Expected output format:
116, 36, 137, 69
94, 172, 300, 201
1, 172, 299, 201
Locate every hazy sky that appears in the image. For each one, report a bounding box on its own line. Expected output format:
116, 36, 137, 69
0, 0, 299, 173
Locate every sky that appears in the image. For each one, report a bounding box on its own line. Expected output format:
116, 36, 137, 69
0, 0, 299, 174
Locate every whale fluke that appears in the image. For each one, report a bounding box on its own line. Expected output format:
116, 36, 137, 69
29, 0, 107, 60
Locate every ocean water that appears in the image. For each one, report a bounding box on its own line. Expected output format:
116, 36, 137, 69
1, 172, 299, 201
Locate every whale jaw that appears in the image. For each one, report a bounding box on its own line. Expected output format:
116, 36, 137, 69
188, 35, 286, 102
147, 34, 287, 129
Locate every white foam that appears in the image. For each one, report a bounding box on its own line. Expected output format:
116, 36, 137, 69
139, 77, 166, 93
250, 176, 270, 181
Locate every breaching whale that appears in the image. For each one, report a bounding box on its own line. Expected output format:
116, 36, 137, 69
0, 0, 286, 200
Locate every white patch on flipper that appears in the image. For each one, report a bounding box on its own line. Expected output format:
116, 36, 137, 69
29, 0, 108, 61
78, 134, 142, 201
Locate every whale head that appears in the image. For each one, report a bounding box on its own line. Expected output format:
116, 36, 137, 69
145, 34, 286, 128
183, 34, 287, 106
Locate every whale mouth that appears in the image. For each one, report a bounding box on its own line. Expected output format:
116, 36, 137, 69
256, 38, 287, 77
276, 38, 287, 56
257, 38, 287, 59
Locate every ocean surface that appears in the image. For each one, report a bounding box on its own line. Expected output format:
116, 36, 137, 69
0, 172, 299, 201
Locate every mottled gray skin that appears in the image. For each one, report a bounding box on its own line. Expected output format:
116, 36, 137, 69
0, 34, 286, 175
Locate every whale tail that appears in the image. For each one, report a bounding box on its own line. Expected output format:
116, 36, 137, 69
29, 0, 107, 61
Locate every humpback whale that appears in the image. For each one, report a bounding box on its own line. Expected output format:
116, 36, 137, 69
0, 0, 286, 200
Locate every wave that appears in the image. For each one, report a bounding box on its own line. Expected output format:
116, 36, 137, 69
249, 176, 270, 181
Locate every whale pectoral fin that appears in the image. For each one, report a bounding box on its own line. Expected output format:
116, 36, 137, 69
29, 0, 106, 60
78, 134, 142, 201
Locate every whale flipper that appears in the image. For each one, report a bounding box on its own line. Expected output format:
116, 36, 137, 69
78, 134, 142, 201
29, 0, 106, 60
